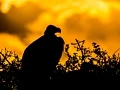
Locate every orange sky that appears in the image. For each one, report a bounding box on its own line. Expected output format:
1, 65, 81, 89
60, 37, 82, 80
1, 0, 120, 64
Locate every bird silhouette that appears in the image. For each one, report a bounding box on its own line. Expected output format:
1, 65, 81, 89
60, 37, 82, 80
19, 25, 65, 90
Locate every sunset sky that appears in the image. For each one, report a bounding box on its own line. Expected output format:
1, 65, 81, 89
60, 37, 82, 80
1, 0, 120, 64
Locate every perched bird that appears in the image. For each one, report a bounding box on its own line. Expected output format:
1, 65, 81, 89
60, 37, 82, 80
19, 25, 65, 90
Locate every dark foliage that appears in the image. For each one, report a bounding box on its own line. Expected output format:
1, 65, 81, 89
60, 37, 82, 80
0, 39, 120, 89
0, 48, 21, 90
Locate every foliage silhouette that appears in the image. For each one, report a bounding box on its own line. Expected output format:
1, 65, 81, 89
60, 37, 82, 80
0, 48, 21, 90
0, 39, 120, 89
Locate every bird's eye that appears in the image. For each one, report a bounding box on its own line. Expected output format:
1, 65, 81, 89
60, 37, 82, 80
55, 33, 61, 37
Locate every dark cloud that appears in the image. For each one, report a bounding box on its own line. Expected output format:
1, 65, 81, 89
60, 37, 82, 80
0, 2, 45, 39
63, 13, 108, 41
63, 13, 87, 33
85, 17, 108, 41
63, 7, 120, 42
107, 9, 120, 36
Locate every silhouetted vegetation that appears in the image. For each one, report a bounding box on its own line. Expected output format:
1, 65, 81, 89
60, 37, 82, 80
0, 39, 120, 89
0, 48, 21, 90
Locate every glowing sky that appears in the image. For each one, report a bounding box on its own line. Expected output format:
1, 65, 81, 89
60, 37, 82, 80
1, 0, 120, 64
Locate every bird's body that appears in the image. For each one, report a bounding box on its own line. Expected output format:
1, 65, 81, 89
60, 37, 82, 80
19, 25, 64, 90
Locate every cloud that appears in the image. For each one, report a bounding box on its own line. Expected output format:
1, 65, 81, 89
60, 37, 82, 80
63, 13, 107, 42
0, 33, 26, 57
0, 2, 45, 39
63, 13, 86, 33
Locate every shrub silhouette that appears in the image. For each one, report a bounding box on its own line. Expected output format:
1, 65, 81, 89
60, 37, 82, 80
0, 39, 120, 89
0, 48, 21, 90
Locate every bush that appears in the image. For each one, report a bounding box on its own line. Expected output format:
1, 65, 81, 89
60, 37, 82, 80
0, 48, 21, 90
1, 39, 120, 89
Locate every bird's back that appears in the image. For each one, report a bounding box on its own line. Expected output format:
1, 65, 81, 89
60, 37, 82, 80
19, 35, 65, 90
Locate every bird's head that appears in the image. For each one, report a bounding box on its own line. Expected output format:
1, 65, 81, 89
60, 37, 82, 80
44, 25, 61, 36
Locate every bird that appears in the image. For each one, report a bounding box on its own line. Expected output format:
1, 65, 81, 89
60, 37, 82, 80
19, 25, 65, 90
